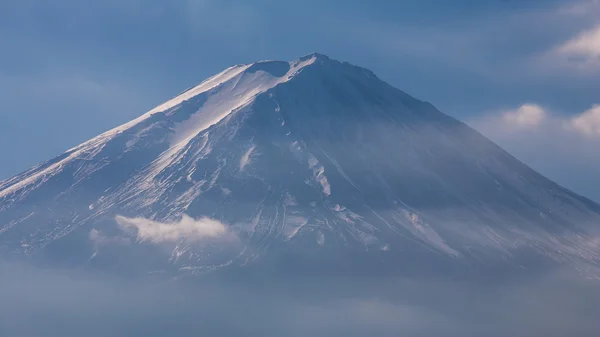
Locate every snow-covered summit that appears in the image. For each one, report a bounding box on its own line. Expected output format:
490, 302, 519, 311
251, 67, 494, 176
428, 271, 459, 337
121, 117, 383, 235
1, 54, 600, 276
0, 53, 385, 202
0, 54, 321, 199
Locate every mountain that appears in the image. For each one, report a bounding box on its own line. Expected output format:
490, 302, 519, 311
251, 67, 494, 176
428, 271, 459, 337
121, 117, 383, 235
1, 53, 599, 277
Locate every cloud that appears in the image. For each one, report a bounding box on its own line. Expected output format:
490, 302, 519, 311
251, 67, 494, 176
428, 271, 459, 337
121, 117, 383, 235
476, 103, 600, 138
501, 103, 547, 127
470, 103, 600, 200
115, 214, 232, 243
2, 258, 600, 337
473, 103, 600, 136
557, 24, 600, 68
571, 105, 600, 136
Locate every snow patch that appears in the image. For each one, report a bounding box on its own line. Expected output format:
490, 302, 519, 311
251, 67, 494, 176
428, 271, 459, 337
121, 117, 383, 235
168, 56, 320, 146
319, 148, 360, 190
150, 65, 250, 117
308, 154, 331, 196
239, 144, 256, 171
396, 211, 460, 257
285, 216, 309, 240
317, 231, 325, 246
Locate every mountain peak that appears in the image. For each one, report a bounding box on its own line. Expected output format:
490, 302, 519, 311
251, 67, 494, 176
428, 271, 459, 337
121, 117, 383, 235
298, 52, 331, 61
2, 53, 600, 278
246, 53, 336, 76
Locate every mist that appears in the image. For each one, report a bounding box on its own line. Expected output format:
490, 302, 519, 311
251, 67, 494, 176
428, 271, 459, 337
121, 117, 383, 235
1, 258, 599, 337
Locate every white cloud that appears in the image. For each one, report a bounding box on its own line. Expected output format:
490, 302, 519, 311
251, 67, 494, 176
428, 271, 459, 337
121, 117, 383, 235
469, 103, 600, 200
570, 105, 600, 136
115, 214, 232, 244
502, 104, 547, 128
557, 24, 600, 68
474, 103, 600, 137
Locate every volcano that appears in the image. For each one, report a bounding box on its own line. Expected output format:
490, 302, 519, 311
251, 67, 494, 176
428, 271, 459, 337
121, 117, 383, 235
1, 53, 599, 276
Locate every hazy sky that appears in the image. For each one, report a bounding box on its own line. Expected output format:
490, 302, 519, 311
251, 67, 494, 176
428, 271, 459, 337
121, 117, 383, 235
1, 0, 599, 200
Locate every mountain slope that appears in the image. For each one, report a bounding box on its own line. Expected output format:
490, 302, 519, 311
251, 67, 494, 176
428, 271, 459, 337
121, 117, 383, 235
1, 53, 599, 276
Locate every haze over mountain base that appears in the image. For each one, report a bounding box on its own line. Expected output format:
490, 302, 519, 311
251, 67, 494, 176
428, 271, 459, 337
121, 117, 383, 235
2, 258, 600, 337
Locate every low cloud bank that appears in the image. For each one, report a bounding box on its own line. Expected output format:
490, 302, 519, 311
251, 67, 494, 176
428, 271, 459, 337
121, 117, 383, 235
0, 259, 599, 337
115, 214, 231, 243
475, 103, 600, 137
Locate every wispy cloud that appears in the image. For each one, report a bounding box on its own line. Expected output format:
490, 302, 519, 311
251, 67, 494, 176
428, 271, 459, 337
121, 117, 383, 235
571, 105, 600, 136
475, 103, 600, 138
557, 25, 600, 69
115, 214, 233, 244
501, 103, 547, 128
469, 104, 553, 142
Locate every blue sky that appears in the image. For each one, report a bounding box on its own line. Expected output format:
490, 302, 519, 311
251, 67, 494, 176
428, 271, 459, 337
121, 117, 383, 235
1, 0, 599, 201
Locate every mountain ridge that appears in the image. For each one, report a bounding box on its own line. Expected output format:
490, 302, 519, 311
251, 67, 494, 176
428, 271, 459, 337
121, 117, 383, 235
1, 53, 599, 277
